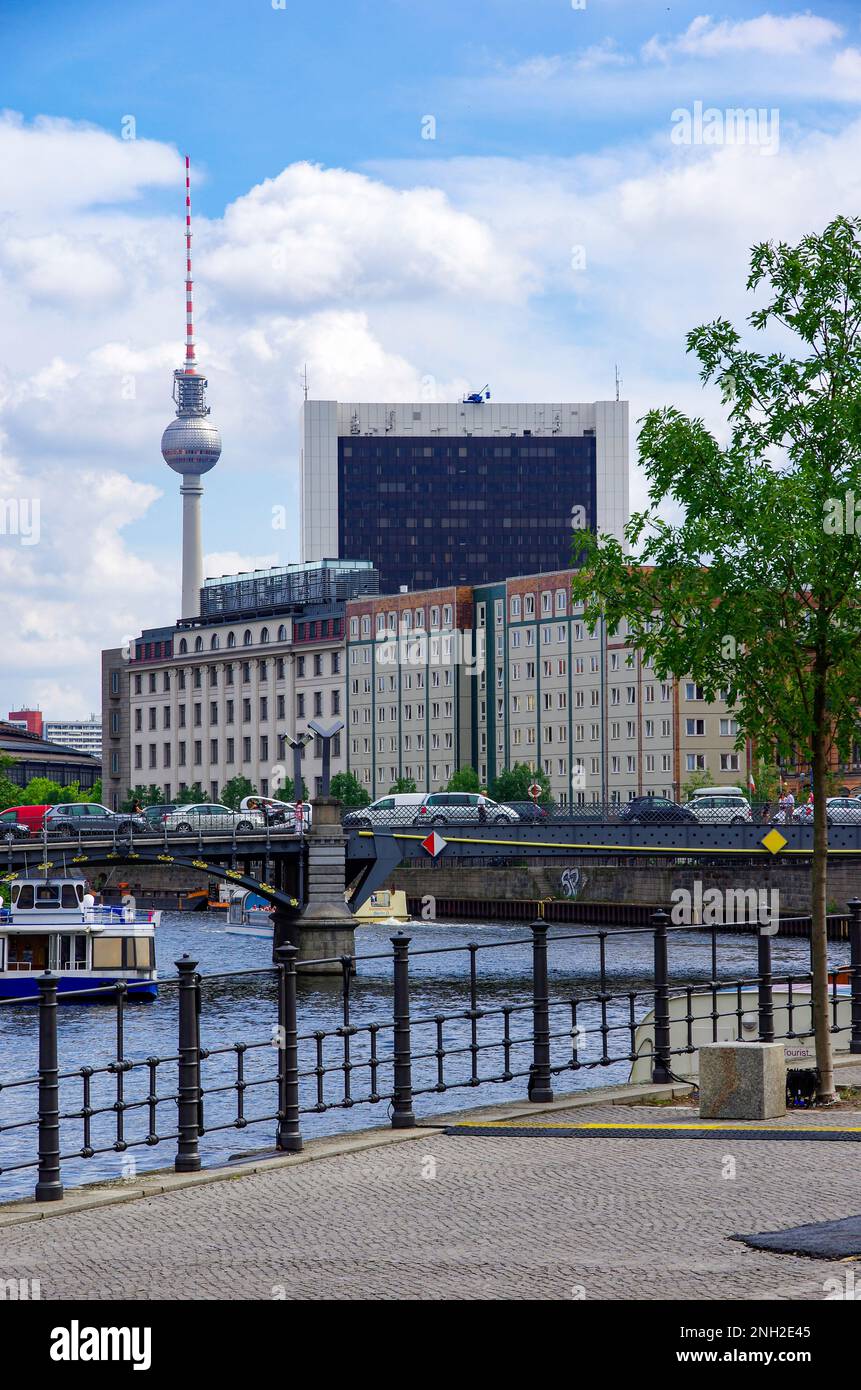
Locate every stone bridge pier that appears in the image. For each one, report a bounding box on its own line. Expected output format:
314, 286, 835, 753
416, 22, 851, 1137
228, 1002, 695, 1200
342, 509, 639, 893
272, 797, 357, 973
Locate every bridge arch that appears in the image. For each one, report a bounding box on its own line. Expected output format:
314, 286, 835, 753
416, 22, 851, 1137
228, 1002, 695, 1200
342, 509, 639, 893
1, 849, 301, 915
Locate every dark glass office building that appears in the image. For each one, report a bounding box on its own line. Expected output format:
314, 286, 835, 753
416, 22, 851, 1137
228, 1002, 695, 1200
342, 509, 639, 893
301, 400, 628, 595
339, 436, 596, 593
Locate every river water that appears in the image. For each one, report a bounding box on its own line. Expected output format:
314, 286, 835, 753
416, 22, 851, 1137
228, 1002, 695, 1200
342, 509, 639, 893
0, 911, 843, 1201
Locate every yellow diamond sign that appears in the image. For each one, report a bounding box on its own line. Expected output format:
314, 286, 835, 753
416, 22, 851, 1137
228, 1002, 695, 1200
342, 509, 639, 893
762, 829, 787, 855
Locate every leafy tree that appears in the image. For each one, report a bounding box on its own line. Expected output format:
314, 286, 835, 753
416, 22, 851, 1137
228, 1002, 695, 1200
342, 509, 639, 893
329, 772, 370, 807
221, 775, 256, 809
275, 779, 309, 804
490, 763, 552, 806
88, 779, 102, 803
175, 783, 206, 805
446, 766, 480, 792
571, 216, 861, 1099
122, 785, 164, 811
0, 754, 18, 810
389, 776, 417, 794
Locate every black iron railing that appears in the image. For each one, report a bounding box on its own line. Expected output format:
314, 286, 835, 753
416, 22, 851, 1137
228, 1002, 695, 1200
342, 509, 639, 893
2, 902, 861, 1203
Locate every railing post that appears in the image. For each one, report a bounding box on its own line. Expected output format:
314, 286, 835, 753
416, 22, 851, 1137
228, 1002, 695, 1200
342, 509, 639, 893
276, 943, 303, 1152
175, 954, 202, 1172
757, 925, 775, 1043
35, 971, 63, 1202
530, 919, 554, 1102
848, 898, 861, 1054
651, 910, 672, 1083
390, 932, 415, 1128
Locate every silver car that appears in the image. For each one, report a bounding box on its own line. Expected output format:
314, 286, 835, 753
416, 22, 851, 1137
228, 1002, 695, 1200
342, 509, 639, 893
413, 793, 519, 826
158, 803, 265, 835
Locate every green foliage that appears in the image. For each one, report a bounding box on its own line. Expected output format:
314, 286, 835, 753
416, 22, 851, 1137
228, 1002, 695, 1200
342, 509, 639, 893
490, 763, 552, 805
446, 766, 480, 792
570, 216, 861, 1095
275, 779, 309, 803
88, 779, 102, 803
329, 772, 370, 807
174, 784, 206, 805
388, 776, 417, 794
221, 775, 256, 810
122, 785, 165, 811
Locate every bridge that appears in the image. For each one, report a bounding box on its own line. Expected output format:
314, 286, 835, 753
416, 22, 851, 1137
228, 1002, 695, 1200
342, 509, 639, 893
3, 816, 855, 916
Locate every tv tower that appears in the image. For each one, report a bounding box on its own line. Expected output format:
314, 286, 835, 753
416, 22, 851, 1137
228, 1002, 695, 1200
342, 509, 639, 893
161, 155, 221, 619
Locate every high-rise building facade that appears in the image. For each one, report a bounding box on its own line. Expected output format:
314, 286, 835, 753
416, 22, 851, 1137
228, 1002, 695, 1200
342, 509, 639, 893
301, 399, 628, 594
345, 571, 746, 806
44, 717, 102, 758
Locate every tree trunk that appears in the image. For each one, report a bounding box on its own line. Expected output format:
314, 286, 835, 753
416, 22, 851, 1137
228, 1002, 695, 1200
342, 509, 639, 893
810, 674, 836, 1102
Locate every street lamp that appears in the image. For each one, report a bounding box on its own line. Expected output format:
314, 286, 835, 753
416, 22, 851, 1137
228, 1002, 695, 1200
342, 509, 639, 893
279, 730, 314, 905
307, 718, 345, 797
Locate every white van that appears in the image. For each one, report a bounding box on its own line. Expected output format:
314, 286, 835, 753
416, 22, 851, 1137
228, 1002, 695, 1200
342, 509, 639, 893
342, 794, 424, 827
688, 785, 747, 799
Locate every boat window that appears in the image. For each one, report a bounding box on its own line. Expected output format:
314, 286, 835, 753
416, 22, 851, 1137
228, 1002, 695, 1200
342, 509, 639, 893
92, 936, 123, 969
61, 885, 79, 909
56, 935, 88, 970
129, 937, 154, 968
35, 885, 61, 907
16, 884, 35, 910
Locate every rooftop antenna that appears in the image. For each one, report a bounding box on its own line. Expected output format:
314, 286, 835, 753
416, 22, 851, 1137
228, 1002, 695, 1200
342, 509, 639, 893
302, 363, 309, 401
184, 154, 197, 375
615, 363, 622, 402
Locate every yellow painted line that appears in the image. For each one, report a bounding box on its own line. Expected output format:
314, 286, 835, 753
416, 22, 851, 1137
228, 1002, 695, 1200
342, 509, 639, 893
356, 829, 856, 856
452, 1119, 861, 1133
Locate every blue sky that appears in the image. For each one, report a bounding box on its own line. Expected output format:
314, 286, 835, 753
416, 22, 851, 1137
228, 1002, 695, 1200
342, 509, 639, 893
1, 0, 861, 715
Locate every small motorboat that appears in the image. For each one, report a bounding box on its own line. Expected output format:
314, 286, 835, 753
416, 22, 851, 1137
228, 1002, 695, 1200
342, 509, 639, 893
0, 876, 158, 1001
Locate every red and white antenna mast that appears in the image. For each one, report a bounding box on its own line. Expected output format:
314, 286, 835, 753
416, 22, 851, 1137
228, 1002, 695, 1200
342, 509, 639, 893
184, 153, 197, 374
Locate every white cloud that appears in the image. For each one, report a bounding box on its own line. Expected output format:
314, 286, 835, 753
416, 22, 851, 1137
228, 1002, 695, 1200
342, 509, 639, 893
643, 13, 843, 63
204, 551, 280, 579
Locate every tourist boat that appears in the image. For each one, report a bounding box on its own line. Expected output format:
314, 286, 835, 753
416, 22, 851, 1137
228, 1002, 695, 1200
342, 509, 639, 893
0, 876, 159, 1001
628, 979, 853, 1083
353, 889, 410, 925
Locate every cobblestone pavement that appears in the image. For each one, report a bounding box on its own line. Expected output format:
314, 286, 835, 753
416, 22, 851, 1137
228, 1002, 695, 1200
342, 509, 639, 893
1, 1103, 859, 1301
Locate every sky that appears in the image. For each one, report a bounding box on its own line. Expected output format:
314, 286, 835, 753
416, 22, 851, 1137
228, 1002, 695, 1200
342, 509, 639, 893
1, 0, 861, 718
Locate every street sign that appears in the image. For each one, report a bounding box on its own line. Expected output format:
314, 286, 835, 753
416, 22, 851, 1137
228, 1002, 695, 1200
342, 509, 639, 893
528, 782, 542, 802
421, 830, 447, 858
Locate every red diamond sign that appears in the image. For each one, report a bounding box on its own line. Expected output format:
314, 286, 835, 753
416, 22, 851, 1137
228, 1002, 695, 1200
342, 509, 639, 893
421, 830, 447, 858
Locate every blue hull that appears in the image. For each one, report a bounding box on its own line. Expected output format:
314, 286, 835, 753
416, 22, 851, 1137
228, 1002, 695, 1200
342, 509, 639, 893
0, 976, 158, 1003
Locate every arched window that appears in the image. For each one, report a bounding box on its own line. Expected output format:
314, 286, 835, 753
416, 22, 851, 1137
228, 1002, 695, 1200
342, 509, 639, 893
227, 631, 236, 648
210, 634, 220, 650
260, 627, 269, 644
178, 638, 188, 655
194, 636, 203, 653
243, 630, 253, 646
277, 624, 287, 642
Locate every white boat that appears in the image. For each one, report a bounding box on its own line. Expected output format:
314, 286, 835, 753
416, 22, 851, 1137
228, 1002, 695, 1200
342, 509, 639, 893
0, 876, 159, 1001
629, 978, 853, 1083
224, 885, 410, 936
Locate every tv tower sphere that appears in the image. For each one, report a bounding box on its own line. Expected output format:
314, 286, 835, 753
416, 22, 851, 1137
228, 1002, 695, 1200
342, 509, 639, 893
162, 155, 222, 618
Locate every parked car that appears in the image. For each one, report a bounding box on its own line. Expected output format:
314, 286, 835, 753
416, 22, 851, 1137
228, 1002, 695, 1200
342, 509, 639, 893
618, 796, 697, 825
342, 794, 425, 828
141, 803, 178, 827
0, 809, 31, 842
687, 793, 752, 825
504, 800, 552, 823
413, 793, 519, 826
0, 805, 50, 839
158, 803, 265, 834
239, 795, 312, 830
793, 797, 861, 826
44, 803, 148, 837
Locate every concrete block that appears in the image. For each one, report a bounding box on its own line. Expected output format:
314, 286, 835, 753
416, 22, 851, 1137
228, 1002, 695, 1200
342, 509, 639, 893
699, 1042, 786, 1120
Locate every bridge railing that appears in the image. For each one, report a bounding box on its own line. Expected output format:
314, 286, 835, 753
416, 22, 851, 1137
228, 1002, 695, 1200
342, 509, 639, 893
2, 904, 861, 1203
341, 798, 841, 829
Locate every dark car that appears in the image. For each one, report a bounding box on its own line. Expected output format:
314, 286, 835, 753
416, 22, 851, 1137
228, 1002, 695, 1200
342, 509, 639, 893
0, 809, 30, 842
141, 803, 178, 829
504, 800, 552, 823
617, 795, 697, 825
44, 803, 148, 837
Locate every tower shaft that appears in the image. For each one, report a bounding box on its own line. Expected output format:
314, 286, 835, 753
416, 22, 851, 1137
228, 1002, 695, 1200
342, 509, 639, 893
180, 477, 204, 619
